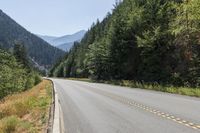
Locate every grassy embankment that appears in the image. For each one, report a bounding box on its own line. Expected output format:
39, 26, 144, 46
0, 80, 53, 133
68, 78, 200, 97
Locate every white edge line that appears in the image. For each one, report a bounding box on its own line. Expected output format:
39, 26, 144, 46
52, 81, 61, 133
59, 102, 65, 133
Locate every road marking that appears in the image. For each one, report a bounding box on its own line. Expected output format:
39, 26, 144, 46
178, 121, 183, 124
84, 87, 200, 131
193, 127, 198, 130
59, 103, 65, 133
189, 123, 195, 126
170, 116, 175, 119
165, 114, 170, 116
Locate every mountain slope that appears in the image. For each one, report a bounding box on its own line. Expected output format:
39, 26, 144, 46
0, 10, 65, 67
38, 30, 86, 51
57, 42, 74, 51
37, 35, 57, 45
52, 30, 86, 46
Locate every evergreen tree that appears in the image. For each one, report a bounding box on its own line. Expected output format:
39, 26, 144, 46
13, 42, 30, 69
50, 0, 200, 87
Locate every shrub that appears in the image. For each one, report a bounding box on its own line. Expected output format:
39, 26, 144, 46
34, 74, 41, 85
25, 74, 35, 90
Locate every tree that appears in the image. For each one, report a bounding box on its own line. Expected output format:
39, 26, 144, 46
0, 50, 26, 99
170, 0, 200, 86
50, 0, 200, 87
13, 42, 30, 69
172, 0, 200, 35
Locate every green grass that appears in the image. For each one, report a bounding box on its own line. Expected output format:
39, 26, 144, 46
68, 78, 200, 97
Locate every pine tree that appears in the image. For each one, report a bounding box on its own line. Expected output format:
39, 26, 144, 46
13, 42, 30, 69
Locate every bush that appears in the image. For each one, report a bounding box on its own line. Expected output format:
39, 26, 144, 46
34, 74, 41, 85
25, 72, 42, 91
25, 73, 35, 90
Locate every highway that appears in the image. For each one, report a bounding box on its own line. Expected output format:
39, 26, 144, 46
51, 78, 200, 133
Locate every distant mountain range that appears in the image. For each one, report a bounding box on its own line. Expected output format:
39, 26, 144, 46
0, 10, 65, 67
38, 30, 86, 51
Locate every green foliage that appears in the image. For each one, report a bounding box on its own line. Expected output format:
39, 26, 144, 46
87, 40, 110, 79
51, 0, 200, 88
172, 0, 200, 35
0, 49, 42, 99
0, 50, 25, 98
34, 73, 41, 85
13, 42, 30, 69
25, 73, 35, 90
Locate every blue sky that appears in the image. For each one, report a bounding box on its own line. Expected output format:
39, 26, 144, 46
0, 0, 116, 36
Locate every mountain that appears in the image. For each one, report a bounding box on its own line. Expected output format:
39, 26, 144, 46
38, 30, 86, 51
0, 10, 65, 67
52, 30, 86, 46
57, 42, 74, 51
37, 35, 57, 45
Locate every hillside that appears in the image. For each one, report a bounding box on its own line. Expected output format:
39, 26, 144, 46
50, 0, 200, 88
37, 35, 57, 44
52, 30, 86, 46
38, 30, 86, 51
57, 42, 74, 51
0, 10, 65, 67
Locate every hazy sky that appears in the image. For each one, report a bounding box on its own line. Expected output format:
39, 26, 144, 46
0, 0, 116, 36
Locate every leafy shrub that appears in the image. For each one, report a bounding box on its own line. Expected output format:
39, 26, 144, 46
25, 73, 35, 90
34, 73, 41, 85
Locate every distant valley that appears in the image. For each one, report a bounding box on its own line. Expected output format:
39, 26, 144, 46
38, 30, 86, 51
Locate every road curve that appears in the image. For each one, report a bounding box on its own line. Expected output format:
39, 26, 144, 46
51, 78, 200, 133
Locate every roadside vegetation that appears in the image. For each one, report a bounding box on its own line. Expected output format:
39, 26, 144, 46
51, 0, 200, 95
105, 80, 200, 97
0, 80, 52, 133
68, 78, 200, 97
0, 43, 41, 99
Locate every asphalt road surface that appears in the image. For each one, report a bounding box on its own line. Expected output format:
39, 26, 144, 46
51, 78, 200, 133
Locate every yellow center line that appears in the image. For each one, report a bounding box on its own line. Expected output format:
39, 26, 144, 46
85, 87, 200, 131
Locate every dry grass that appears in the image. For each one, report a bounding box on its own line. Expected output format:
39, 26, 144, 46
0, 80, 52, 133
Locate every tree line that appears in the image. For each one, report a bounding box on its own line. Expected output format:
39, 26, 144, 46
50, 0, 200, 88
0, 43, 41, 99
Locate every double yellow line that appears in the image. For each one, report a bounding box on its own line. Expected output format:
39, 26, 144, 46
85, 87, 200, 131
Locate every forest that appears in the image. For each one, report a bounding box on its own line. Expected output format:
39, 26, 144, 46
0, 43, 41, 99
50, 0, 200, 88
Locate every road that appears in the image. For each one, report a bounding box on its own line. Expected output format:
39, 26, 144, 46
51, 78, 200, 133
